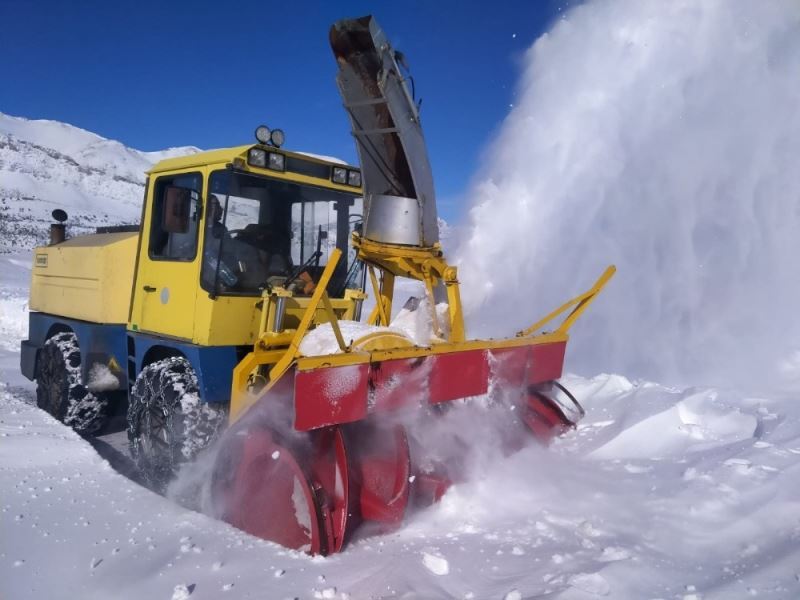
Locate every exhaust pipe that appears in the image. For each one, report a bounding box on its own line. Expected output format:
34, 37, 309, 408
50, 209, 68, 245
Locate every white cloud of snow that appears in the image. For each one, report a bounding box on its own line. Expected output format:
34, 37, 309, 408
456, 0, 800, 393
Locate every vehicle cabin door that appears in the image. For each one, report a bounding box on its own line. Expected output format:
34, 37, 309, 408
131, 172, 202, 340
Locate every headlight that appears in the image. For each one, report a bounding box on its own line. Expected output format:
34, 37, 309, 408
268, 152, 285, 171
347, 170, 362, 187
332, 167, 347, 184
255, 125, 271, 144
270, 129, 285, 148
247, 148, 267, 167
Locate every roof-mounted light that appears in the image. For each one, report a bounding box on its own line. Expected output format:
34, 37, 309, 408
255, 125, 271, 144
254, 124, 286, 148
270, 129, 285, 148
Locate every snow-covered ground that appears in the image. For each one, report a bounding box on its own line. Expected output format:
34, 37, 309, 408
3, 250, 800, 599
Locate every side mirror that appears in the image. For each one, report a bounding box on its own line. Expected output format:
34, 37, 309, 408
162, 186, 191, 233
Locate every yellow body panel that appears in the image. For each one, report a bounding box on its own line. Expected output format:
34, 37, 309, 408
193, 293, 262, 346
29, 232, 137, 324
129, 163, 202, 340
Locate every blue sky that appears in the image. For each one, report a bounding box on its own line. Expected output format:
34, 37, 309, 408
0, 0, 569, 221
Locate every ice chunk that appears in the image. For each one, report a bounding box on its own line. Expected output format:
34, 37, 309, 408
422, 551, 449, 575
171, 584, 194, 600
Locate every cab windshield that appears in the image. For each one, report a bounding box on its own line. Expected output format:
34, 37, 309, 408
201, 169, 363, 297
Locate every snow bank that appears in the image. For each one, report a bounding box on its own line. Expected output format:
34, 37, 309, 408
456, 0, 800, 393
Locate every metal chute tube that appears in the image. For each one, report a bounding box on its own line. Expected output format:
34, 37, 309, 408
330, 15, 439, 248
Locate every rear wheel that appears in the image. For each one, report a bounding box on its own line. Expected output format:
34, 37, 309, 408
127, 356, 226, 492
36, 331, 108, 436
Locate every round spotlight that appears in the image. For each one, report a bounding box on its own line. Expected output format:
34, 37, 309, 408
255, 125, 271, 144
270, 129, 285, 148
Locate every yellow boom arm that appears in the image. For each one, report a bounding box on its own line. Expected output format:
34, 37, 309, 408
518, 265, 616, 337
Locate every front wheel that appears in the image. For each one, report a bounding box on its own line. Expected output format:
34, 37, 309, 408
127, 356, 226, 492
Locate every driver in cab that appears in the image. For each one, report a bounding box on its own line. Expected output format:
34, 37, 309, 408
202, 195, 314, 295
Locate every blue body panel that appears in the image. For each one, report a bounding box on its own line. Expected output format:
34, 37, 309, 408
130, 332, 237, 404
24, 312, 236, 405
25, 313, 129, 388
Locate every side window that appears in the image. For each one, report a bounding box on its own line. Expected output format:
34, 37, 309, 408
149, 173, 202, 260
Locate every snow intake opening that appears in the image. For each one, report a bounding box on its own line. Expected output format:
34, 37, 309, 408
455, 0, 800, 394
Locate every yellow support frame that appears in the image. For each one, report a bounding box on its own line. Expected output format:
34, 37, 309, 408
517, 266, 616, 337
229, 249, 345, 423
228, 240, 615, 425
353, 235, 466, 342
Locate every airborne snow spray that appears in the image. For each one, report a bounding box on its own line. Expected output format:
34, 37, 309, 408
456, 0, 800, 394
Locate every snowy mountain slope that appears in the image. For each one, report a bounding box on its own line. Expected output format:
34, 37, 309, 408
0, 112, 199, 251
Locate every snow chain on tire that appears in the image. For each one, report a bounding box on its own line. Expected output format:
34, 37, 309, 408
127, 356, 227, 493
36, 331, 108, 436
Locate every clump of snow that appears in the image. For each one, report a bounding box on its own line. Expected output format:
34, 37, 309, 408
568, 572, 610, 596
390, 296, 451, 345
421, 551, 449, 575
171, 583, 194, 600
86, 363, 120, 393
298, 297, 451, 357
298, 321, 406, 356
292, 475, 313, 541
296, 320, 391, 355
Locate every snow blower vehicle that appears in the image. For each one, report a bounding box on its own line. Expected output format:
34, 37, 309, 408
20, 15, 614, 555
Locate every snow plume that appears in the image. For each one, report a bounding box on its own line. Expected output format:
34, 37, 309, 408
456, 0, 800, 392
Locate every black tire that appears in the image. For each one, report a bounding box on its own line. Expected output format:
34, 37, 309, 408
127, 356, 226, 493
36, 332, 108, 436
